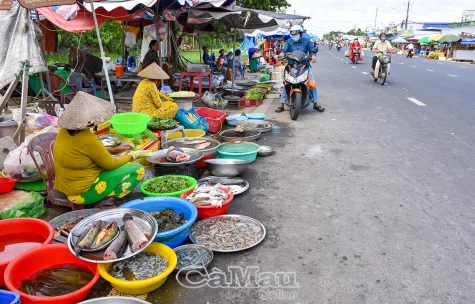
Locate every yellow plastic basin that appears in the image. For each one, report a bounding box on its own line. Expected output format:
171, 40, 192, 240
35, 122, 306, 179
97, 242, 177, 295
167, 129, 206, 140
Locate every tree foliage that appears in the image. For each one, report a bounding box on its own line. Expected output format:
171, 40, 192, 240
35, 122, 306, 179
323, 31, 345, 41
237, 0, 290, 11
347, 28, 366, 36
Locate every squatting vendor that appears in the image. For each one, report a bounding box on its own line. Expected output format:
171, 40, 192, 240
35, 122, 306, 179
54, 92, 152, 207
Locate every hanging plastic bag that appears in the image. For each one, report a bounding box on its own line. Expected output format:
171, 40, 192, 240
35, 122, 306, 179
1, 191, 46, 219
175, 108, 209, 132
345, 49, 350, 57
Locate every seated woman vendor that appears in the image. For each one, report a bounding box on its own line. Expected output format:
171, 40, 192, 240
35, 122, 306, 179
53, 92, 152, 208
133, 62, 178, 119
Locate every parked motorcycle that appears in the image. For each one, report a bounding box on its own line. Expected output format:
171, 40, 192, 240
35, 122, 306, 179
351, 47, 362, 64
284, 50, 313, 120
373, 52, 391, 85
407, 49, 414, 58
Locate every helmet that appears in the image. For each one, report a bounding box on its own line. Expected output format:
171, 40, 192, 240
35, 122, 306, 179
290, 25, 303, 35
217, 58, 225, 65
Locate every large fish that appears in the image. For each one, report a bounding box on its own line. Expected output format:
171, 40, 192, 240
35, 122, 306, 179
90, 222, 118, 249
103, 230, 128, 260
122, 213, 148, 253
165, 146, 190, 163
74, 220, 102, 254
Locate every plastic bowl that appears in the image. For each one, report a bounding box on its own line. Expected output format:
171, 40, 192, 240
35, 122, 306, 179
97, 242, 177, 295
0, 290, 19, 304
217, 142, 260, 163
140, 175, 197, 197
167, 129, 206, 140
246, 113, 266, 120
119, 197, 198, 248
108, 112, 151, 135
196, 153, 215, 169
180, 186, 234, 219
4, 244, 100, 304
226, 115, 248, 126
0, 177, 16, 194
0, 219, 55, 286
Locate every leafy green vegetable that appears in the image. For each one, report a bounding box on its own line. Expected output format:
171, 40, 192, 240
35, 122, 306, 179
245, 89, 264, 101
144, 176, 191, 194
259, 74, 271, 82
1, 192, 46, 220
148, 117, 179, 130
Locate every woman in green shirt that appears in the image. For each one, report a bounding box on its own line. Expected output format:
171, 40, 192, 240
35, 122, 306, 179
249, 53, 262, 72
53, 92, 152, 207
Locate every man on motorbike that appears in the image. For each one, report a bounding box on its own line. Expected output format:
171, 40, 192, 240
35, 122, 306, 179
371, 33, 394, 74
349, 38, 362, 61
275, 25, 324, 113
407, 42, 415, 56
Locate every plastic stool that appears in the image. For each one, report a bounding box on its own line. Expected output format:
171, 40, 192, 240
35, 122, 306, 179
179, 71, 212, 96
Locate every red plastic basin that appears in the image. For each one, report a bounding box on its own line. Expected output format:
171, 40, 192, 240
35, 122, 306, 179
180, 186, 234, 219
5, 244, 100, 304
196, 153, 214, 169
0, 218, 54, 286
0, 177, 16, 194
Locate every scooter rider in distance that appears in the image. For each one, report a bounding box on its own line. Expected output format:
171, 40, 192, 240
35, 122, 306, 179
371, 33, 394, 75
276, 25, 325, 113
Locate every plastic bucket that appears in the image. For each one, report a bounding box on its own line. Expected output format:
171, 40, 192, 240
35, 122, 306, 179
0, 219, 55, 286
0, 290, 20, 304
4, 244, 100, 304
115, 63, 123, 77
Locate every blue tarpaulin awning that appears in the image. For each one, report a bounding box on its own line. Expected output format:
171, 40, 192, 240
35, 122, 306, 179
422, 23, 450, 29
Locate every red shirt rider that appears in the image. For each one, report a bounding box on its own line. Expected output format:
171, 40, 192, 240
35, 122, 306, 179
350, 39, 361, 50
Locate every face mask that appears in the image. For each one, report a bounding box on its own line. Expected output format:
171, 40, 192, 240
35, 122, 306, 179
381, 38, 386, 42
291, 34, 300, 42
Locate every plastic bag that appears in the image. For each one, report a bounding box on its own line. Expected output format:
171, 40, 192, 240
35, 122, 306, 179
3, 127, 56, 180
175, 108, 209, 132
345, 49, 350, 57
1, 192, 46, 219
202, 92, 228, 110
34, 114, 58, 129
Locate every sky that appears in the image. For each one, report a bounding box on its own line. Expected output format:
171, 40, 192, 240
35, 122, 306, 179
286, 0, 475, 36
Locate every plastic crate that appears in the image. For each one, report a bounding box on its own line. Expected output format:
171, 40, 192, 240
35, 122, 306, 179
195, 107, 227, 133
238, 97, 263, 108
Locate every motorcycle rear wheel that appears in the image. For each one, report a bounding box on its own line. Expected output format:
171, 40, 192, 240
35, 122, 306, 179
290, 92, 302, 121
380, 67, 387, 85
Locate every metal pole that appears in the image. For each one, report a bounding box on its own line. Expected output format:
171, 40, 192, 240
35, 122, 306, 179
374, 7, 378, 30
35, 10, 50, 99
198, 30, 202, 63
155, 0, 163, 68
405, 2, 410, 30
90, 1, 115, 105
232, 29, 236, 91
19, 61, 30, 143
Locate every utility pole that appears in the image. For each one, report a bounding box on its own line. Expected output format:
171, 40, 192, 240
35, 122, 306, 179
404, 2, 413, 30
374, 7, 378, 30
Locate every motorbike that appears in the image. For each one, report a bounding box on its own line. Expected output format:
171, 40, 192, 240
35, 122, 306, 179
373, 52, 391, 85
329, 44, 333, 49
407, 49, 414, 58
283, 50, 314, 120
351, 47, 362, 64
336, 44, 341, 51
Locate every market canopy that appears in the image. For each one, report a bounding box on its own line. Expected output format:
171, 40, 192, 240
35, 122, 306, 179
429, 34, 443, 42
392, 37, 409, 44
438, 34, 461, 43
461, 38, 475, 45
418, 36, 432, 44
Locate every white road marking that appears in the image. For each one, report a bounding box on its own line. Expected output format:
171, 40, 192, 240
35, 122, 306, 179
411, 66, 417, 68
399, 63, 404, 65
407, 97, 427, 106
447, 74, 458, 77
438, 63, 444, 65
340, 59, 343, 61
352, 66, 356, 68
362, 72, 368, 74
426, 69, 434, 72
345, 62, 349, 64
459, 66, 467, 69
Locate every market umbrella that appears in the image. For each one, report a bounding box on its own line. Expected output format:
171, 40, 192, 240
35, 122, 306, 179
429, 34, 443, 42
418, 36, 431, 44
392, 37, 409, 44
438, 34, 461, 43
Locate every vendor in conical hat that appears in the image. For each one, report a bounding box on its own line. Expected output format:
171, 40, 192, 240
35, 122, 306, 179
249, 52, 262, 72
54, 92, 152, 207
133, 62, 178, 119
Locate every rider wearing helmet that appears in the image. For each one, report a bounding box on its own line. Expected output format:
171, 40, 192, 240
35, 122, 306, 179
276, 25, 325, 113
350, 38, 362, 61
371, 33, 394, 74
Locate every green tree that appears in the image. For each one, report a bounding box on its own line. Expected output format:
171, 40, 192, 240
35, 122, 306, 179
323, 31, 344, 41
347, 28, 366, 36
237, 0, 290, 11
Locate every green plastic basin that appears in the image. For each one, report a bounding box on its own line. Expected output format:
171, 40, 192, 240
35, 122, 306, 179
140, 175, 197, 197
109, 113, 152, 135
217, 142, 260, 163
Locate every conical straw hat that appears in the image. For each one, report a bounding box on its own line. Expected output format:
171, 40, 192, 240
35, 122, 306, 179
137, 62, 170, 80
58, 92, 116, 130
252, 53, 261, 59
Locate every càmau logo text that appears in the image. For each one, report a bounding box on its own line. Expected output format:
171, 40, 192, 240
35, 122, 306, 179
176, 266, 299, 289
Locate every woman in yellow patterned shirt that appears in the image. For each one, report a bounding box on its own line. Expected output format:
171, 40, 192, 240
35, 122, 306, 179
133, 62, 178, 118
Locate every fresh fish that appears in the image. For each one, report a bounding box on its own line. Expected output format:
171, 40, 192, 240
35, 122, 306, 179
194, 142, 211, 150
108, 252, 168, 281
89, 222, 111, 249
104, 230, 128, 260
150, 208, 187, 232
185, 185, 229, 207
182, 139, 206, 145
122, 213, 148, 252
198, 178, 247, 186
165, 146, 191, 163
176, 247, 211, 269
90, 222, 118, 249
74, 220, 102, 254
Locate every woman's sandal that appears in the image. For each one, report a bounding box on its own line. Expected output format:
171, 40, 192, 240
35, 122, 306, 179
275, 106, 285, 113
313, 104, 325, 112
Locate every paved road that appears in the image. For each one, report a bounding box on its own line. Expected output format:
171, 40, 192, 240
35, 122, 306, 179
46, 49, 475, 303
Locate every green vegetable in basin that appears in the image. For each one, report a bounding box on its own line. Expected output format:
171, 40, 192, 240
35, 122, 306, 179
245, 89, 264, 101
148, 117, 178, 130
259, 74, 271, 82
144, 176, 192, 194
